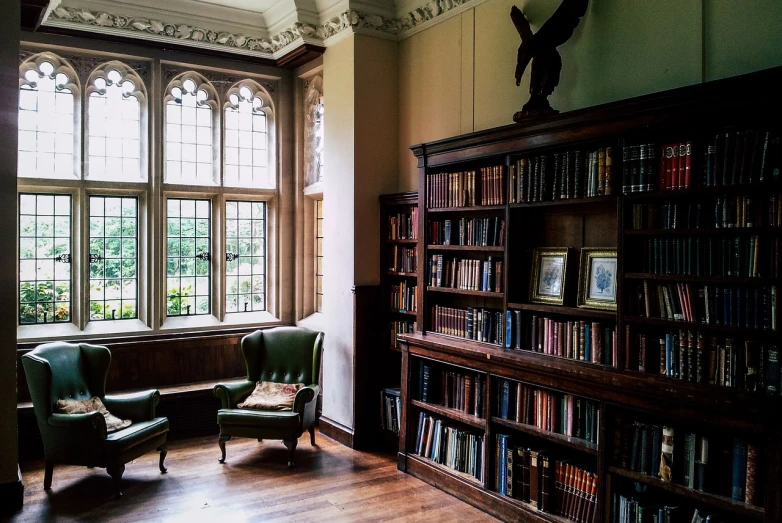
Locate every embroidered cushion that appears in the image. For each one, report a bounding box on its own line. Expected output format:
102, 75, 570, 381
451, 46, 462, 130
237, 381, 304, 411
56, 397, 132, 433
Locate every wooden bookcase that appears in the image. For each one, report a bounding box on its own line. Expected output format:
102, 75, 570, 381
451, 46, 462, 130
396, 66, 782, 523
376, 191, 419, 451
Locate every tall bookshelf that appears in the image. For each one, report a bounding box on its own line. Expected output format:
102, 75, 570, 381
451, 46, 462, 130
396, 66, 782, 523
377, 191, 419, 451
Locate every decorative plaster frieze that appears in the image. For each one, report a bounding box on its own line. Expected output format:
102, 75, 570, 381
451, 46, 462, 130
43, 0, 485, 59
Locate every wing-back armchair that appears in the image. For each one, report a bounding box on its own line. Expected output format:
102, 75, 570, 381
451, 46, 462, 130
21, 342, 169, 497
214, 327, 323, 466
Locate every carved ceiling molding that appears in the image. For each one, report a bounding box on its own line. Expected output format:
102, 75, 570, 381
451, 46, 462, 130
43, 0, 485, 60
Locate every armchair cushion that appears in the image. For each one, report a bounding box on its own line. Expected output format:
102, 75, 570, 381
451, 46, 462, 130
237, 381, 304, 411
217, 408, 300, 429
104, 417, 169, 452
56, 397, 131, 433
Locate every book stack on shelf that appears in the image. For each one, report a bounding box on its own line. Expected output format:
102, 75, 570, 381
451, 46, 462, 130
413, 412, 485, 482
380, 388, 401, 435
391, 68, 782, 523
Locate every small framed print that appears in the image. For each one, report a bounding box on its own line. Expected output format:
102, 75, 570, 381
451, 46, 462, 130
578, 248, 618, 311
529, 248, 569, 305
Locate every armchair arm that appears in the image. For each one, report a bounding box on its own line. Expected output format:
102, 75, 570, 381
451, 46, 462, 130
213, 380, 256, 409
103, 390, 160, 423
293, 384, 320, 415
48, 412, 108, 441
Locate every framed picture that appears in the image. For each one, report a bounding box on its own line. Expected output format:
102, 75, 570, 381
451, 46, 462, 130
578, 248, 618, 310
529, 248, 569, 305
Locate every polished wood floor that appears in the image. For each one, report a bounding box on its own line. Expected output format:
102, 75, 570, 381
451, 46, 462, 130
10, 431, 498, 522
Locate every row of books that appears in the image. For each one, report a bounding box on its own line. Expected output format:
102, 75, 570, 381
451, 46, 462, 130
636, 235, 780, 278
430, 305, 504, 346
625, 328, 781, 393
427, 217, 505, 247
389, 320, 415, 348
387, 208, 418, 240
428, 255, 503, 293
616, 418, 761, 504
507, 312, 618, 367
388, 245, 417, 273
414, 413, 484, 482
415, 361, 486, 417
629, 281, 777, 331
390, 281, 418, 312
704, 129, 780, 187
425, 167, 505, 209
380, 388, 401, 434
622, 143, 661, 193
629, 194, 782, 231
495, 437, 599, 522
495, 378, 600, 444
612, 495, 721, 523
509, 147, 614, 203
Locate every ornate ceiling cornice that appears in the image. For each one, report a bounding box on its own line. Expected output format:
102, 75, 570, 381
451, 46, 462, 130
42, 0, 485, 60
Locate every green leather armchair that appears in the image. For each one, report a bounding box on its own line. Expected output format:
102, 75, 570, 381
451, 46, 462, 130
21, 342, 169, 497
214, 326, 323, 467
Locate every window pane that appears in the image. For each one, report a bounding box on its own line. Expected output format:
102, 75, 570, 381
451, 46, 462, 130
225, 200, 265, 312
19, 193, 71, 324
224, 88, 272, 189
18, 65, 76, 180
165, 83, 214, 185
87, 71, 142, 181
315, 199, 323, 313
89, 196, 138, 320
167, 198, 211, 316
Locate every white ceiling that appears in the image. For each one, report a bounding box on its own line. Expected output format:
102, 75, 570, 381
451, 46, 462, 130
192, 0, 282, 14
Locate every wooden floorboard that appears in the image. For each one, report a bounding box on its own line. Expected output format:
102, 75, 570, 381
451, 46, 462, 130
10, 430, 498, 522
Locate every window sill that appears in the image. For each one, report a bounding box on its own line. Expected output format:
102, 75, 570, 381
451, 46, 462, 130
17, 319, 152, 343
160, 311, 281, 332
297, 312, 325, 333
304, 182, 324, 196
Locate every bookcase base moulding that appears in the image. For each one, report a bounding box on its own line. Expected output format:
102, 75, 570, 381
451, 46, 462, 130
395, 66, 782, 523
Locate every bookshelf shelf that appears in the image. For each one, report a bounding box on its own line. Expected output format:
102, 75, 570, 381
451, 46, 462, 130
387, 271, 418, 278
386, 238, 418, 244
411, 399, 487, 430
507, 302, 616, 321
624, 316, 778, 338
509, 194, 617, 209
623, 184, 782, 201
427, 244, 505, 252
624, 227, 782, 236
428, 287, 503, 298
607, 466, 765, 521
390, 308, 418, 317
624, 272, 780, 285
427, 205, 506, 214
491, 416, 599, 455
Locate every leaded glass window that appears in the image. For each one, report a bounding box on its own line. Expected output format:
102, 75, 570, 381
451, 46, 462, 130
165, 77, 214, 185
315, 198, 323, 313
87, 67, 143, 181
18, 60, 76, 179
19, 193, 71, 324
224, 85, 270, 188
225, 200, 266, 313
166, 198, 211, 316
89, 196, 138, 320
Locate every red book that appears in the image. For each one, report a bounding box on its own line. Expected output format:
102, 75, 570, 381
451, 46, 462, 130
664, 145, 674, 190
678, 143, 687, 189
684, 141, 693, 188
658, 146, 666, 190
625, 324, 631, 371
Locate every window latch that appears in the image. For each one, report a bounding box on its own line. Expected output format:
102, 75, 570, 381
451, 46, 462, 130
89, 253, 104, 263
226, 252, 239, 262
55, 253, 71, 263
196, 252, 210, 261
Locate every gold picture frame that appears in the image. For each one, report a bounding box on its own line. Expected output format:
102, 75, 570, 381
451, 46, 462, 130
577, 248, 618, 311
529, 248, 569, 305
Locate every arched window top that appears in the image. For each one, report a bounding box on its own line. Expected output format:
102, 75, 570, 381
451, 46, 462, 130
304, 75, 324, 186
86, 61, 147, 182
164, 72, 218, 185
18, 52, 80, 180
223, 80, 275, 189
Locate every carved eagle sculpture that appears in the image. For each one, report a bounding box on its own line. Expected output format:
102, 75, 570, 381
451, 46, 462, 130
511, 0, 589, 121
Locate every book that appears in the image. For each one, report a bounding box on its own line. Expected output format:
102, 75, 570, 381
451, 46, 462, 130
732, 438, 748, 502
659, 426, 675, 482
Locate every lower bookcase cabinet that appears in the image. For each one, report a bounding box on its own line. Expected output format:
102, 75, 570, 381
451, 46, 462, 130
397, 333, 780, 523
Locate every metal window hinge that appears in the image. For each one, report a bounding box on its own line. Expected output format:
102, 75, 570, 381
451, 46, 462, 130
55, 254, 71, 263
196, 252, 211, 261
226, 252, 239, 262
